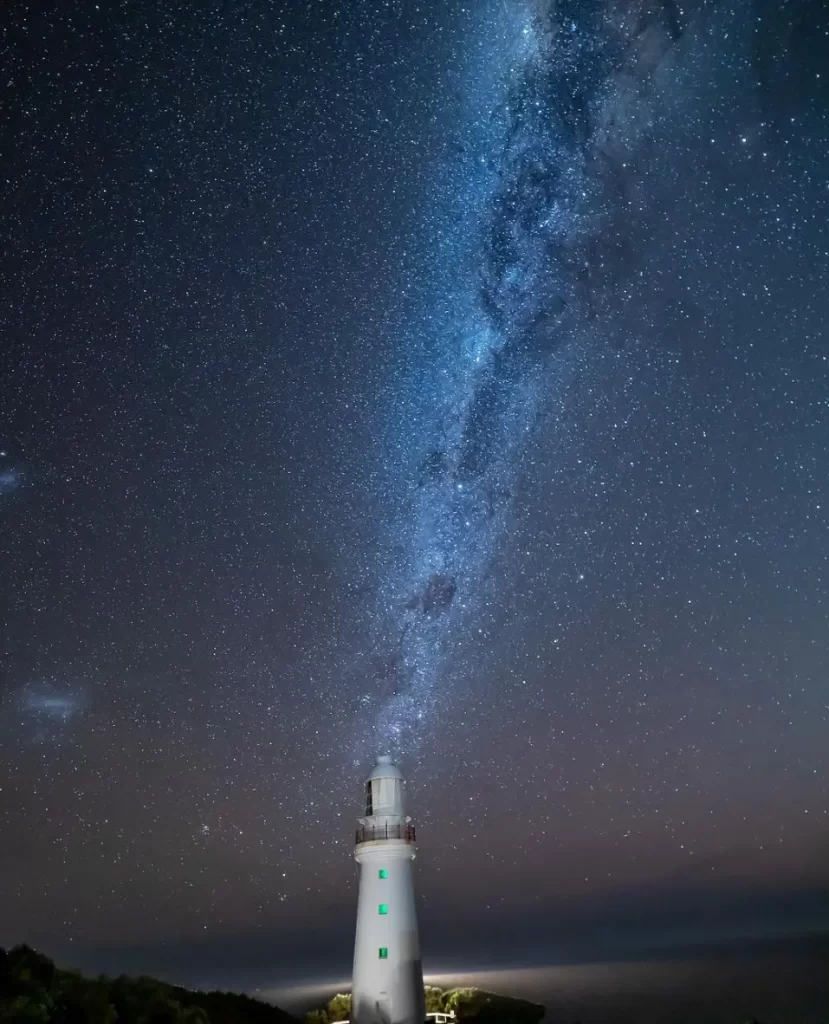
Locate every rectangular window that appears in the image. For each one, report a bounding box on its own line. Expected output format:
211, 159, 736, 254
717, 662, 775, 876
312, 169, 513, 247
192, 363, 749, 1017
378, 903, 388, 915
378, 869, 388, 879
378, 947, 388, 960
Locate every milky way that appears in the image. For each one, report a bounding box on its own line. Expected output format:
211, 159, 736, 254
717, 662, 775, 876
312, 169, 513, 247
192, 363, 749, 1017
2, 0, 827, 987
368, 0, 681, 748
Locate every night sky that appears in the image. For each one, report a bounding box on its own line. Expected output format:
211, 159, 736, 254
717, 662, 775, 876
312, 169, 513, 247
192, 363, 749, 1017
2, 0, 828, 999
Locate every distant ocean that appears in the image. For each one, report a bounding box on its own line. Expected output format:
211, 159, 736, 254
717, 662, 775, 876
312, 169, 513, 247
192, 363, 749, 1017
262, 937, 829, 1024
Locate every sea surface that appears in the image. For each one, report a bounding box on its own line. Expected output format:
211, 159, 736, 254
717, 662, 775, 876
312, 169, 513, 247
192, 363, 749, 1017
263, 939, 829, 1024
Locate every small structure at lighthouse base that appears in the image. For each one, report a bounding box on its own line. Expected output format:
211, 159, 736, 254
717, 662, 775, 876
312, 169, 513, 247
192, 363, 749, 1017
351, 755, 425, 1024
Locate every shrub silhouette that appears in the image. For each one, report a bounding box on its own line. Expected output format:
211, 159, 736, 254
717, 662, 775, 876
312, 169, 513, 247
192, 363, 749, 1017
0, 946, 297, 1024
305, 986, 545, 1024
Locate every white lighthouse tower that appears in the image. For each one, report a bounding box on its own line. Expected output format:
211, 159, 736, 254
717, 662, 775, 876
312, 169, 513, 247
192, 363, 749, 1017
352, 755, 424, 1024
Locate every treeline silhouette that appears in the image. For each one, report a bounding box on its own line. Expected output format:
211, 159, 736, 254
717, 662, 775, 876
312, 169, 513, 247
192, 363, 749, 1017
0, 944, 298, 1024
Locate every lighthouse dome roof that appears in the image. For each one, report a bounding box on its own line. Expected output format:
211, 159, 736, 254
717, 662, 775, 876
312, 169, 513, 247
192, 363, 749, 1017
367, 754, 404, 781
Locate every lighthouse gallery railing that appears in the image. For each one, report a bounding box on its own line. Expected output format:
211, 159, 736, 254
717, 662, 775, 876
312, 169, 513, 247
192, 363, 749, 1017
355, 822, 416, 844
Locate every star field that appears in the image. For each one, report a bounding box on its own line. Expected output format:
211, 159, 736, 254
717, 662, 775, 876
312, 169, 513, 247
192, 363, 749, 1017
1, 0, 828, 992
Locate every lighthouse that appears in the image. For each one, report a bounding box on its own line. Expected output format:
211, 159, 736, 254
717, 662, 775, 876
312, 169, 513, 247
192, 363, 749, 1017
352, 755, 424, 1024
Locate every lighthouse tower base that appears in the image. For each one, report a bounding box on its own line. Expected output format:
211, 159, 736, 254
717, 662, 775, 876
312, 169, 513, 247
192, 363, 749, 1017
353, 842, 423, 1024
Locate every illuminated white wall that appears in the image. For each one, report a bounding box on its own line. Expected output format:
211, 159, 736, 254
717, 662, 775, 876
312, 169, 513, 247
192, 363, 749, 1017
352, 757, 424, 1024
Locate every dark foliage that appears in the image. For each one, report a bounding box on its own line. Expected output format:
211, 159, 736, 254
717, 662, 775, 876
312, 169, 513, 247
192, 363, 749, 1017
0, 945, 299, 1024
304, 987, 546, 1024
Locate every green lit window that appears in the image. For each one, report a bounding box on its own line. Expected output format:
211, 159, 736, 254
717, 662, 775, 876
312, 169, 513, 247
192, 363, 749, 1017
378, 903, 388, 915
378, 947, 388, 960
378, 869, 388, 879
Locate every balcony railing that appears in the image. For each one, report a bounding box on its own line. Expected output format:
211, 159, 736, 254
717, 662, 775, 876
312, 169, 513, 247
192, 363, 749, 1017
355, 822, 416, 844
